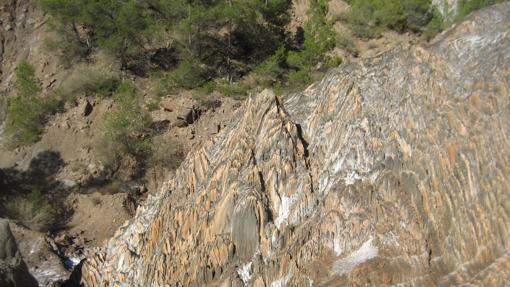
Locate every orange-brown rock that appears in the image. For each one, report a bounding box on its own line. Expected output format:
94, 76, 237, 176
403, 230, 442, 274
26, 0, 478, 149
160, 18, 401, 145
79, 4, 510, 286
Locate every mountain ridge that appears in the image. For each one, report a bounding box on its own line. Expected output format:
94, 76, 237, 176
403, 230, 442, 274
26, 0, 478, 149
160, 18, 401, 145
76, 2, 510, 286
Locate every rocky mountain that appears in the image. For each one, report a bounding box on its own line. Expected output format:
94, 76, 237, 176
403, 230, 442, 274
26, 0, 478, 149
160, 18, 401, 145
77, 3, 510, 287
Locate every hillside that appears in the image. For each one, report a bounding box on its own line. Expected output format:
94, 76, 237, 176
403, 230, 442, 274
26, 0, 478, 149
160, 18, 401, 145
78, 3, 510, 286
0, 0, 509, 286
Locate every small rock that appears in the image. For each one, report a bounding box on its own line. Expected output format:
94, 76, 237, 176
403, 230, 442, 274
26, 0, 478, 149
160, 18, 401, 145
82, 100, 93, 117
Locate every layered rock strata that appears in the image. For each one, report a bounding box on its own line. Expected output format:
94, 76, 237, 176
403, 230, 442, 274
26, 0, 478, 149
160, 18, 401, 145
80, 3, 510, 286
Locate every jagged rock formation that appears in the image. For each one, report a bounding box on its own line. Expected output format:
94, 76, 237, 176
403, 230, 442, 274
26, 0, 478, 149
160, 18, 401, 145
0, 220, 38, 287
79, 4, 510, 286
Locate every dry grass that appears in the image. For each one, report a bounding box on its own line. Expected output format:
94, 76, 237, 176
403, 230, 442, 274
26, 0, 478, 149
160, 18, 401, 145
53, 65, 120, 103
5, 190, 57, 232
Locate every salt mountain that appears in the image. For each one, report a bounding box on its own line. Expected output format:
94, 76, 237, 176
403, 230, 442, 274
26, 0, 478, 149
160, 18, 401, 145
79, 3, 510, 286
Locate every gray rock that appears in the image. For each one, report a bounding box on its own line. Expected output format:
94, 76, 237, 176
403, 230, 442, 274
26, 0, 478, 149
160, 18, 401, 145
0, 220, 38, 287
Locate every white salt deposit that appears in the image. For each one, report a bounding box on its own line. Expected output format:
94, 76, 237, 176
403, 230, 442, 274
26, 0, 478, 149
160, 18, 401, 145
331, 237, 378, 276
236, 262, 252, 285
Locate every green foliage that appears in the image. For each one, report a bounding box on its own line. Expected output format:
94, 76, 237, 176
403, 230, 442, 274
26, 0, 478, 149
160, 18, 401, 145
42, 24, 91, 66
156, 58, 210, 95
15, 60, 42, 98
38, 0, 148, 61
215, 80, 253, 98
253, 45, 287, 87
53, 66, 119, 103
5, 189, 56, 232
287, 70, 313, 89
336, 34, 359, 55
456, 0, 504, 21
147, 99, 161, 112
37, 0, 292, 78
288, 0, 336, 69
102, 83, 152, 162
4, 95, 44, 146
345, 0, 433, 38
285, 0, 337, 90
4, 61, 47, 147
423, 7, 446, 40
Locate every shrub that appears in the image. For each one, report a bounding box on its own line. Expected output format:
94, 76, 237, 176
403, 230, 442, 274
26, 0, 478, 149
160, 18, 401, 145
4, 61, 46, 147
345, 0, 433, 38
325, 56, 343, 69
423, 7, 446, 40
336, 34, 359, 55
5, 189, 56, 232
287, 70, 313, 89
53, 66, 119, 103
101, 82, 152, 163
15, 60, 42, 98
42, 28, 91, 67
196, 82, 216, 96
149, 138, 185, 171
456, 0, 504, 21
215, 80, 253, 98
146, 98, 161, 112
284, 0, 337, 91
287, 0, 336, 70
156, 58, 210, 96
253, 45, 287, 87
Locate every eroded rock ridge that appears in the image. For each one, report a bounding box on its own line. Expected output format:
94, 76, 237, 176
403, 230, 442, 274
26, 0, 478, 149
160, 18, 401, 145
80, 3, 510, 286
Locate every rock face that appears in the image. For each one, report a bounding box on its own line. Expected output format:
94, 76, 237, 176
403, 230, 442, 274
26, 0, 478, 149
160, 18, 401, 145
9, 222, 70, 286
0, 220, 38, 287
79, 4, 510, 287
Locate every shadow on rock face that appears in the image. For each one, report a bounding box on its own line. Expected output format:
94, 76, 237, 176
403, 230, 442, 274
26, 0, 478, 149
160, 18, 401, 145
0, 150, 69, 231
0, 220, 38, 287
1, 150, 65, 195
27, 151, 65, 183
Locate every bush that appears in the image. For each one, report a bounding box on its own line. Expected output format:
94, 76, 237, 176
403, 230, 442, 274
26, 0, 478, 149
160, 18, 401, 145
156, 58, 210, 96
38, 0, 148, 62
53, 66, 120, 103
284, 0, 337, 91
4, 61, 46, 147
456, 0, 504, 21
345, 0, 433, 38
15, 60, 42, 98
42, 27, 91, 67
287, 70, 313, 89
215, 80, 253, 98
101, 83, 152, 164
5, 189, 56, 232
253, 45, 287, 87
336, 34, 359, 55
423, 7, 446, 40
149, 138, 185, 171
287, 0, 336, 70
146, 98, 161, 112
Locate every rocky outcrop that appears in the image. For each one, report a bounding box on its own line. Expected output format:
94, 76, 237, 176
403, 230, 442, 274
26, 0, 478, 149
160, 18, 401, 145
79, 3, 510, 286
9, 222, 70, 286
0, 220, 38, 287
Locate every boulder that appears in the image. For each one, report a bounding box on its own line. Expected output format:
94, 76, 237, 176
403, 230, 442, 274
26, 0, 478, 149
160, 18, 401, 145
0, 219, 37, 287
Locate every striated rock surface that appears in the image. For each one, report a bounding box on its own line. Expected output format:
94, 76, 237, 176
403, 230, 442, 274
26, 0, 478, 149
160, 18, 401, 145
80, 4, 510, 287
